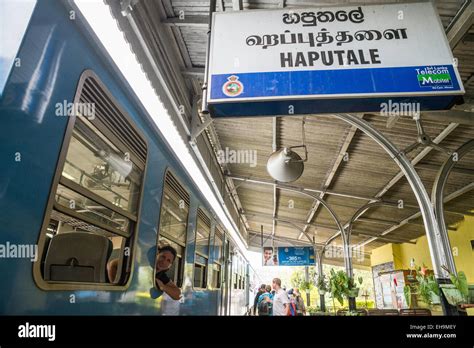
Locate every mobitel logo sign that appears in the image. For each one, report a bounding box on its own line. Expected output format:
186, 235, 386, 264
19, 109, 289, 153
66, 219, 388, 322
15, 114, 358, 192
416, 66, 452, 88
207, 2, 464, 117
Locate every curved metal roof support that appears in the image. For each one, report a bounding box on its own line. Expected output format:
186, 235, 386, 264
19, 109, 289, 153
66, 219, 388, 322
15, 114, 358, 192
278, 187, 350, 272
275, 187, 352, 310
346, 201, 398, 246
330, 113, 456, 314
431, 139, 474, 316
432, 139, 474, 275
333, 114, 447, 274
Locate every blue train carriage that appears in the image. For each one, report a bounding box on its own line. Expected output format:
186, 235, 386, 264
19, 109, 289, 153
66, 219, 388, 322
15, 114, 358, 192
0, 0, 251, 316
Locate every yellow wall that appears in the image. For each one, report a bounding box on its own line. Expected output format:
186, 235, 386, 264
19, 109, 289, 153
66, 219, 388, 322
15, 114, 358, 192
370, 215, 474, 282
370, 243, 395, 266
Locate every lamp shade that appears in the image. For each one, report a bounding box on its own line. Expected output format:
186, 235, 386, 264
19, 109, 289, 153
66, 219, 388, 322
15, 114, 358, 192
266, 148, 304, 182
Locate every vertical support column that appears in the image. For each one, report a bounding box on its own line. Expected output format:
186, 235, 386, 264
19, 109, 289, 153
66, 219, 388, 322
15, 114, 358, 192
305, 266, 311, 307
432, 139, 474, 315
317, 250, 326, 312
332, 113, 453, 315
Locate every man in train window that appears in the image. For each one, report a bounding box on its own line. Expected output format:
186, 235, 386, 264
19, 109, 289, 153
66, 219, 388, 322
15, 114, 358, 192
154, 245, 182, 300
149, 245, 182, 300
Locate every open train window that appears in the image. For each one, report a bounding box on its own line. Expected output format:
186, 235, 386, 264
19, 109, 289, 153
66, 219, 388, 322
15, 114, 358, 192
193, 208, 211, 289
155, 170, 190, 288
34, 71, 147, 290
210, 226, 224, 289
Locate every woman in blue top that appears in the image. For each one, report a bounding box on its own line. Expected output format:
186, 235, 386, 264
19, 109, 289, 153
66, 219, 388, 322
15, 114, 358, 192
257, 285, 273, 316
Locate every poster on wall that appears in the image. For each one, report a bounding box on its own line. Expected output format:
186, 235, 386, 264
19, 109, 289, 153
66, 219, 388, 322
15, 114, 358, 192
262, 246, 315, 266
372, 261, 394, 309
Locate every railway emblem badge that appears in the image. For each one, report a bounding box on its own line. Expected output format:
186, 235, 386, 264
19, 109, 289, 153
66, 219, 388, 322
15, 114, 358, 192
222, 75, 244, 97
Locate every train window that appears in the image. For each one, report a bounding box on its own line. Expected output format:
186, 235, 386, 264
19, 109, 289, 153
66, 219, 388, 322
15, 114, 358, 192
155, 171, 190, 287
193, 254, 208, 288
193, 208, 210, 288
35, 71, 147, 289
210, 226, 224, 289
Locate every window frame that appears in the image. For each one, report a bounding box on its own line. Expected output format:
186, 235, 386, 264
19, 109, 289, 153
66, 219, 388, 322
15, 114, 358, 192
193, 207, 211, 290
210, 225, 224, 289
154, 168, 190, 289
33, 70, 148, 291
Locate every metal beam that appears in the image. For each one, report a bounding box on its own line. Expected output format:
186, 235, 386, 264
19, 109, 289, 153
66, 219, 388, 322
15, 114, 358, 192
355, 217, 400, 225
181, 67, 205, 78
421, 111, 474, 126
245, 210, 337, 232
432, 139, 474, 274
352, 232, 416, 245
406, 221, 458, 232
217, 0, 225, 12
416, 162, 474, 176
374, 123, 459, 198
161, 15, 209, 27
232, 0, 243, 11
298, 122, 360, 240
228, 174, 467, 217
227, 174, 377, 201
446, 0, 474, 49
246, 231, 372, 255
358, 181, 474, 248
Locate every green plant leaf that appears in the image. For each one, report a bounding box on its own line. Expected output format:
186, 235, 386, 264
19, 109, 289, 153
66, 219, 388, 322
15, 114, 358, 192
456, 271, 469, 298
404, 285, 411, 308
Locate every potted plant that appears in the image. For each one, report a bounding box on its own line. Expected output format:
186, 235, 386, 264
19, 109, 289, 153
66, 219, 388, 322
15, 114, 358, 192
328, 269, 363, 306
329, 269, 347, 306
348, 277, 363, 298
440, 266, 469, 306
415, 265, 441, 306
317, 275, 328, 295
404, 285, 412, 309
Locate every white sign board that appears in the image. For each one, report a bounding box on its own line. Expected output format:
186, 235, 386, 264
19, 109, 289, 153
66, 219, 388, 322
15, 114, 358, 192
207, 2, 464, 117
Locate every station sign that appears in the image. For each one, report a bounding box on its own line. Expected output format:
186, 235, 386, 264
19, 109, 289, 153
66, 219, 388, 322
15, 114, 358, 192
263, 246, 315, 266
207, 2, 464, 117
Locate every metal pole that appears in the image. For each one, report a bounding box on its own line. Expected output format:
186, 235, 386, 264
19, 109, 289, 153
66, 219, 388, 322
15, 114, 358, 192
432, 139, 474, 315
317, 249, 326, 312
330, 113, 451, 315
201, 0, 216, 114
278, 187, 350, 272
345, 201, 398, 311
305, 266, 310, 307
333, 116, 443, 258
